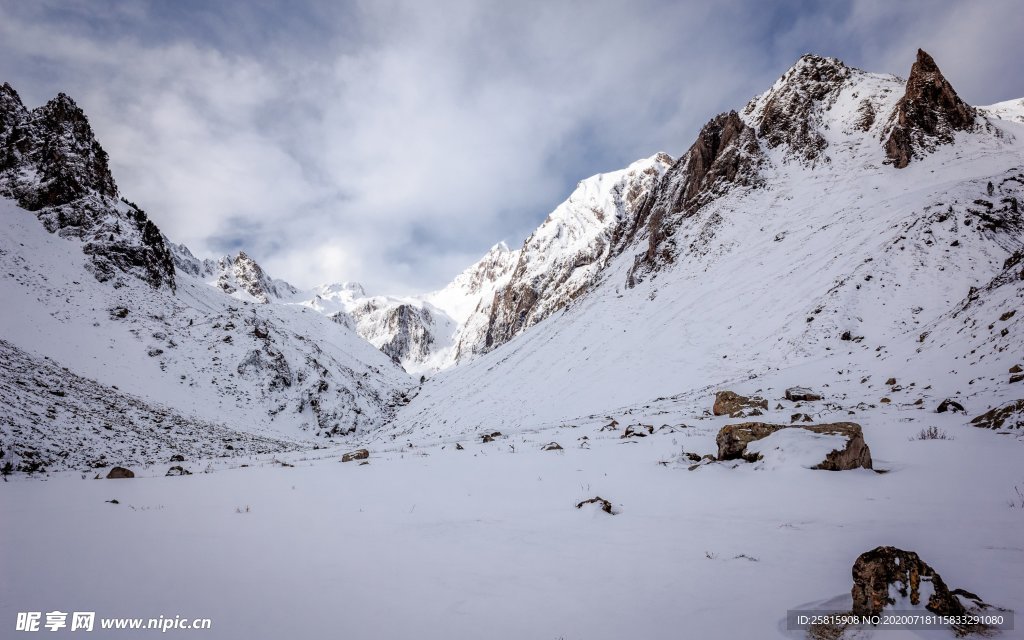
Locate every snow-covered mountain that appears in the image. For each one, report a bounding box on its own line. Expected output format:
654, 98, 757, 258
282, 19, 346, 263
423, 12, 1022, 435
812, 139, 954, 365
4, 46, 1024, 640
282, 241, 519, 374
2, 48, 1022, 473
385, 49, 1024, 439
172, 244, 300, 304
0, 85, 411, 474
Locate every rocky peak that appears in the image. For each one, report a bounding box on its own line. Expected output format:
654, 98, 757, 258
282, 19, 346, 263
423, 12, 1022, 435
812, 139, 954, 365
883, 49, 976, 168
0, 82, 174, 290
744, 54, 853, 164
214, 251, 298, 303
20, 92, 118, 209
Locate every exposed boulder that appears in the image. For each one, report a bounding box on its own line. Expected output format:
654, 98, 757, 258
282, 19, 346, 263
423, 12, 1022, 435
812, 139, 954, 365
575, 496, 616, 515
621, 424, 654, 439
712, 390, 769, 417
541, 442, 563, 451
165, 465, 191, 476
481, 431, 502, 443
785, 386, 822, 402
851, 546, 965, 617
970, 400, 1024, 430
341, 449, 369, 462
716, 422, 872, 470
935, 399, 965, 414
105, 466, 135, 479
883, 49, 976, 168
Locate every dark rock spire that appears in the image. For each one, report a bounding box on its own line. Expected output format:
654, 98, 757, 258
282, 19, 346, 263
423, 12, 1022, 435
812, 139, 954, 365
883, 49, 976, 168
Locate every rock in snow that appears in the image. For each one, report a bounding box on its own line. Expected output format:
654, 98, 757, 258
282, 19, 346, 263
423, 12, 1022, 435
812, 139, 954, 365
341, 449, 370, 463
785, 386, 822, 402
712, 390, 769, 417
716, 422, 872, 470
851, 546, 966, 617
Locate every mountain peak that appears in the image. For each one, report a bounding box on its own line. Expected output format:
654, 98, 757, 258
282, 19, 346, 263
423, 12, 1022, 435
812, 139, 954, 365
912, 48, 938, 73
744, 52, 854, 164
0, 82, 175, 289
883, 48, 975, 168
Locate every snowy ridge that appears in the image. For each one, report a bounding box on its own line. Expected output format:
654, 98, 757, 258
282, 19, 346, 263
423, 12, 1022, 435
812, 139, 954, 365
979, 97, 1024, 124
386, 52, 1024, 439
481, 153, 675, 351
172, 244, 300, 304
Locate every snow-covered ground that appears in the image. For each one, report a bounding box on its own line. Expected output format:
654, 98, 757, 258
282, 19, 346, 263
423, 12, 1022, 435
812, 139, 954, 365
2, 400, 1022, 639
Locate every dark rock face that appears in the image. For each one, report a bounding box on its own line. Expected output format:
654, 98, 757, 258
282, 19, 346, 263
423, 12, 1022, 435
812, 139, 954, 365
0, 83, 175, 289
0, 86, 117, 208
716, 422, 872, 470
747, 54, 852, 164
623, 111, 762, 285
484, 268, 541, 349
712, 391, 769, 417
851, 546, 965, 617
883, 49, 976, 168
970, 399, 1024, 430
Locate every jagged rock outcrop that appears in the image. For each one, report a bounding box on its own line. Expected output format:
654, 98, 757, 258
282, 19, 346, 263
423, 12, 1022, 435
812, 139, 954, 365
716, 422, 872, 470
744, 54, 853, 164
623, 112, 762, 285
850, 546, 965, 617
0, 85, 117, 208
970, 399, 1024, 430
883, 49, 976, 168
171, 244, 298, 303
0, 82, 175, 289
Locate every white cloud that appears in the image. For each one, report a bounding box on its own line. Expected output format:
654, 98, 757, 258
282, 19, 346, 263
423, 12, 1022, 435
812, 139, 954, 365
1, 0, 1021, 294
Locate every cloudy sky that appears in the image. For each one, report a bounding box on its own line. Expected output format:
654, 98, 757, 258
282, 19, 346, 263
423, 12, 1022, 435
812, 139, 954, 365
2, 0, 1022, 293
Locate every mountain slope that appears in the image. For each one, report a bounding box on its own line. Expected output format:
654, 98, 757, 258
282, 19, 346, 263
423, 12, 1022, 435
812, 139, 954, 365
0, 88, 412, 474
383, 50, 1024, 440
